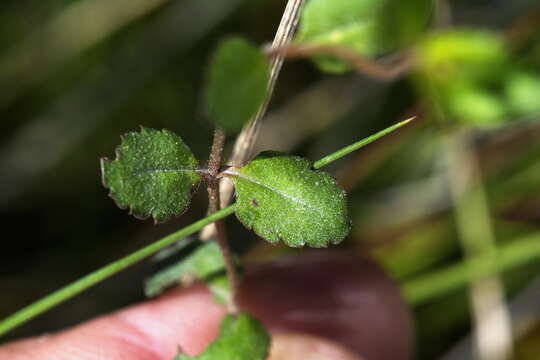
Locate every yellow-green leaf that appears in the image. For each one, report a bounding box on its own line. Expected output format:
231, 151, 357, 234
296, 0, 432, 73
296, 0, 382, 73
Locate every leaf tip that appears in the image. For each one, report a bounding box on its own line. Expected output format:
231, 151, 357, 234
403, 116, 416, 125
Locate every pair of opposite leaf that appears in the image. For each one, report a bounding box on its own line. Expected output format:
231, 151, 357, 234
101, 128, 350, 248
101, 34, 350, 248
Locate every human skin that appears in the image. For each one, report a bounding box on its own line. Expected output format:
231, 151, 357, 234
0, 253, 412, 360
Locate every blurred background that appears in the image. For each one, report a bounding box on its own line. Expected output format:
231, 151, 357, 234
1, 0, 540, 359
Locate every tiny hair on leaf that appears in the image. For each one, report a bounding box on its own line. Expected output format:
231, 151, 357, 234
227, 151, 350, 248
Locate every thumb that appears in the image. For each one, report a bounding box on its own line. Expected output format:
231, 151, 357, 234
0, 285, 225, 360
0, 285, 363, 360
0, 252, 411, 360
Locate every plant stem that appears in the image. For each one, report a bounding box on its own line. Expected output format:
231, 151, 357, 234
208, 127, 226, 176
207, 127, 240, 313
403, 231, 540, 306
0, 205, 235, 338
313, 118, 414, 169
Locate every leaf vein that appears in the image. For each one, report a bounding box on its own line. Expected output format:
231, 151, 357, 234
133, 169, 196, 175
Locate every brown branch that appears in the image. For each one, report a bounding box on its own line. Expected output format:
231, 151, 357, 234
206, 127, 239, 313
267, 43, 415, 82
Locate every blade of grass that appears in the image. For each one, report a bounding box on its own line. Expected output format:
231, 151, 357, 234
313, 117, 414, 169
0, 205, 235, 338
403, 232, 540, 306
445, 132, 513, 360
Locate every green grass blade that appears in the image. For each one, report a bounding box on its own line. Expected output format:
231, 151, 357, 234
403, 232, 540, 306
313, 117, 414, 169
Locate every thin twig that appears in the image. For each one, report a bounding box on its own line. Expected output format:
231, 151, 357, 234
267, 43, 414, 81
206, 127, 239, 313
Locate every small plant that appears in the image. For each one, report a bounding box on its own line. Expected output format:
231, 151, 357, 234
98, 56, 410, 358
96, 26, 416, 357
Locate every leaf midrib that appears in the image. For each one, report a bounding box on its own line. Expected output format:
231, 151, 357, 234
133, 168, 199, 176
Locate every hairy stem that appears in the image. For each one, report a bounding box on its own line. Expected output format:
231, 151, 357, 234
207, 127, 240, 313
0, 205, 235, 337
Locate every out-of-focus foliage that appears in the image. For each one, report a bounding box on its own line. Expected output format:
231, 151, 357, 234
296, 0, 384, 72
204, 37, 270, 132
296, 0, 433, 72
375, 0, 433, 51
416, 30, 540, 126
506, 71, 540, 115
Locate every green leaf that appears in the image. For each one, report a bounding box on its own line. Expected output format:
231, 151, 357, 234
506, 71, 540, 116
205, 37, 270, 132
296, 0, 383, 73
375, 0, 433, 50
145, 239, 231, 303
101, 128, 201, 223
415, 30, 511, 125
446, 83, 507, 125
417, 30, 508, 84
229, 151, 350, 248
175, 313, 270, 360
296, 0, 432, 73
